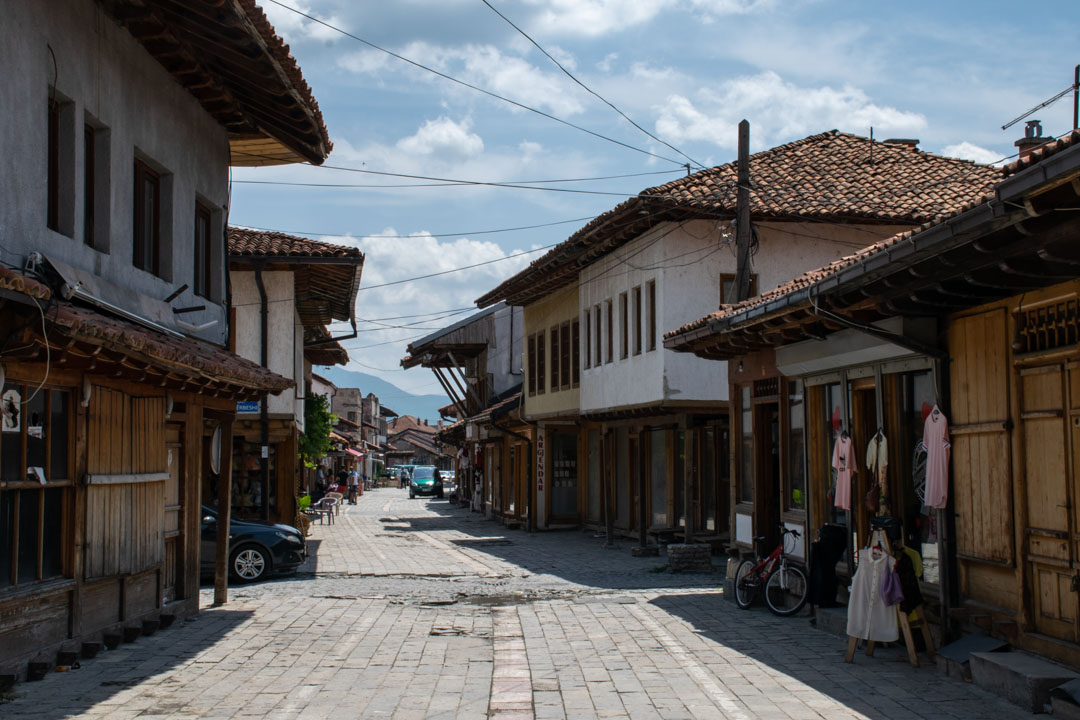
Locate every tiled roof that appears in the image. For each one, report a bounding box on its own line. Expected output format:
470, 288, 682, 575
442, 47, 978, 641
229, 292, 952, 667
1002, 129, 1080, 176
228, 227, 363, 259
0, 267, 52, 301
476, 131, 999, 308
389, 416, 438, 435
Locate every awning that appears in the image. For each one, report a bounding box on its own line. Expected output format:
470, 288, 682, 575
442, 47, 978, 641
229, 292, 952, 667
346, 448, 363, 458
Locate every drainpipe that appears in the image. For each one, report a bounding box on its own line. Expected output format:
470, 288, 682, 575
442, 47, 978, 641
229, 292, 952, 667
254, 264, 270, 521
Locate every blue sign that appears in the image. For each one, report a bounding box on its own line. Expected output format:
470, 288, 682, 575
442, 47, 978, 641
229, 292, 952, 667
237, 400, 260, 413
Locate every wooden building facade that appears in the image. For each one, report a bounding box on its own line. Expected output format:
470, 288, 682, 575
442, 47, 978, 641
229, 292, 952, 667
665, 128, 1080, 665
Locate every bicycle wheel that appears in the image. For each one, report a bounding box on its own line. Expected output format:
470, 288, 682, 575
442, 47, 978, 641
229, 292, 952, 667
764, 563, 808, 616
733, 559, 760, 609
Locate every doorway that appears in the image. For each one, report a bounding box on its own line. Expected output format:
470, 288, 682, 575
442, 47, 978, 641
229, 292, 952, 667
755, 403, 780, 551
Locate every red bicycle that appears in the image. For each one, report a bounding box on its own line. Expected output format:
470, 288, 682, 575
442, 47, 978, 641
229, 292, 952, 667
734, 527, 808, 616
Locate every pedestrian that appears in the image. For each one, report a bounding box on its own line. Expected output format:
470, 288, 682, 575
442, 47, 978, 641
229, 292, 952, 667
347, 467, 359, 504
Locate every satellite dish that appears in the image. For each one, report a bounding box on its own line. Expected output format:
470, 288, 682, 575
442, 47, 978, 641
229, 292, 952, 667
210, 425, 222, 475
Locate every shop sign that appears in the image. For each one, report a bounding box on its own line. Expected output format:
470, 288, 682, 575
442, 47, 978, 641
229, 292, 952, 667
536, 432, 545, 492
237, 400, 260, 413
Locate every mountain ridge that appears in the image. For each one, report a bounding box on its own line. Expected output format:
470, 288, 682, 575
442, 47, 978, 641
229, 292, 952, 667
314, 367, 447, 424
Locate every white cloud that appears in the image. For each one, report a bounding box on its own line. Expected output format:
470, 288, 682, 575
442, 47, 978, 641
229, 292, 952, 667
396, 117, 484, 158
261, 0, 343, 43
655, 71, 926, 151
320, 231, 539, 393
521, 0, 785, 37
941, 141, 1002, 165
338, 42, 585, 117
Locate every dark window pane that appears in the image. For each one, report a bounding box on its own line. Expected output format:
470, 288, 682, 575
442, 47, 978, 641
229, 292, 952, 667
84, 124, 95, 247
0, 491, 13, 588
42, 488, 63, 579
18, 490, 39, 584
26, 389, 47, 474
50, 392, 69, 480
650, 430, 667, 526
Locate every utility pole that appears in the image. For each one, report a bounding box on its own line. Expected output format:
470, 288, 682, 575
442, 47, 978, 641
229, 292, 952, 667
734, 120, 753, 302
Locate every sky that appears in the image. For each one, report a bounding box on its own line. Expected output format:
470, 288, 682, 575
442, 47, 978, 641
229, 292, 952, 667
230, 0, 1080, 397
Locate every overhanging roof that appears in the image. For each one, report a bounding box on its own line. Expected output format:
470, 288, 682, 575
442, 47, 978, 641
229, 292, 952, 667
400, 303, 503, 369
476, 131, 999, 309
665, 130, 1080, 360
104, 0, 332, 166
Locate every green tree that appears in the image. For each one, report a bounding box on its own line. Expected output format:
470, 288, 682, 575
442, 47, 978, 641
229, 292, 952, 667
298, 393, 336, 468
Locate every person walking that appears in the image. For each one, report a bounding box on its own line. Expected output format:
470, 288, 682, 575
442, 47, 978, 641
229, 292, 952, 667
347, 467, 360, 504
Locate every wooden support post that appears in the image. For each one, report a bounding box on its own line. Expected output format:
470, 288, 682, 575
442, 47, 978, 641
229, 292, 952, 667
213, 416, 234, 606
182, 402, 203, 609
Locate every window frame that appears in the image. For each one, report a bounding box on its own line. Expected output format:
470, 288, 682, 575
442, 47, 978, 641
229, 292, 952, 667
646, 280, 657, 352
133, 159, 161, 276
632, 285, 642, 355
194, 202, 213, 299
583, 311, 591, 370
571, 318, 580, 388
719, 273, 759, 305
560, 321, 571, 391
527, 334, 537, 396
605, 299, 614, 364
593, 305, 602, 367
537, 330, 546, 395
550, 326, 560, 392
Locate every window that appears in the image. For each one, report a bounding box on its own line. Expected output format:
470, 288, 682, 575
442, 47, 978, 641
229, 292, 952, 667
787, 379, 806, 510
633, 286, 642, 355
537, 331, 546, 394
84, 124, 95, 246
194, 202, 213, 298
550, 326, 560, 391
46, 91, 74, 236
527, 334, 537, 396
583, 311, 591, 370
647, 281, 657, 351
571, 318, 580, 387
605, 299, 613, 364
83, 117, 110, 251
720, 273, 759, 305
0, 387, 71, 590
134, 159, 161, 275
619, 292, 629, 359
593, 306, 602, 367
560, 322, 571, 390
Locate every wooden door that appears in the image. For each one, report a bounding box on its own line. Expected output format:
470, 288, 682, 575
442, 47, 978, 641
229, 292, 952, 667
1022, 363, 1077, 640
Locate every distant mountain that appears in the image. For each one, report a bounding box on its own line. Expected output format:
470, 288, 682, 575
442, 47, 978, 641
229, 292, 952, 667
314, 367, 448, 424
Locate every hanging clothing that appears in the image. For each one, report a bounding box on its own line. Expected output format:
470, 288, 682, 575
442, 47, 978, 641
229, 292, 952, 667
866, 432, 888, 487
896, 551, 924, 614
846, 547, 899, 643
832, 435, 857, 510
807, 523, 847, 607
923, 406, 951, 509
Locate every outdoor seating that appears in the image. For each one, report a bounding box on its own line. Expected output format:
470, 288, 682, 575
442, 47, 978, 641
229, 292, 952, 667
306, 496, 337, 525
324, 492, 344, 515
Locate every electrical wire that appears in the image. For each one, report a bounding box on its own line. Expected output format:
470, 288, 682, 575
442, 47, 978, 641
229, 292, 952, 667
230, 215, 597, 240
264, 0, 689, 167
356, 242, 561, 291
480, 0, 706, 171
231, 168, 682, 190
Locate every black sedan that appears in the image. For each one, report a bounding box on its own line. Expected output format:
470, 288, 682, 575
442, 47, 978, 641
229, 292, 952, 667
200, 505, 306, 583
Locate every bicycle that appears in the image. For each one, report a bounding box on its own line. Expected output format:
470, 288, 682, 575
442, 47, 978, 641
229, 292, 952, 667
733, 527, 808, 616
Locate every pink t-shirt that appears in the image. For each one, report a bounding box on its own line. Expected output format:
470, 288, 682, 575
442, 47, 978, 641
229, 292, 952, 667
832, 435, 856, 510
923, 407, 950, 509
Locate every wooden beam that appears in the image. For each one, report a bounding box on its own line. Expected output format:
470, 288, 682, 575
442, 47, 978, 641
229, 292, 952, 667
213, 417, 234, 606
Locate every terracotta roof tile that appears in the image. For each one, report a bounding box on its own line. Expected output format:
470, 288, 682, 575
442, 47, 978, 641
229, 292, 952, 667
477, 131, 999, 308
0, 267, 52, 301
228, 227, 363, 259
1002, 129, 1080, 176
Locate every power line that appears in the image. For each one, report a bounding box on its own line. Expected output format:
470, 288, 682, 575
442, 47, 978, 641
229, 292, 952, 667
357, 242, 561, 291
264, 0, 688, 167
232, 168, 682, 190
231, 215, 597, 240
480, 0, 706, 171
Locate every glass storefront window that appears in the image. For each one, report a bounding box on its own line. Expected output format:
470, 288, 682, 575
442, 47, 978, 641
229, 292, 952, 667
551, 432, 578, 517
787, 379, 806, 510
738, 386, 753, 503
231, 440, 276, 519
702, 428, 716, 531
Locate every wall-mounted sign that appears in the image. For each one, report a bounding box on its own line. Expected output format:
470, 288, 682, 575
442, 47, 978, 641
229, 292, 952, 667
237, 400, 260, 413
2, 388, 21, 432
536, 432, 545, 492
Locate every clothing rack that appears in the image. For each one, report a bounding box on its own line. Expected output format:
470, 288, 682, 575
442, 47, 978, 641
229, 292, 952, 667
844, 528, 936, 667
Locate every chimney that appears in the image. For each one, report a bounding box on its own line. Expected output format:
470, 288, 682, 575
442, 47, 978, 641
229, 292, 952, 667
1015, 120, 1049, 161
883, 138, 919, 149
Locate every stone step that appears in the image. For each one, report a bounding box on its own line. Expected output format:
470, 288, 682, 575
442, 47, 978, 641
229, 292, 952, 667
970, 649, 1080, 713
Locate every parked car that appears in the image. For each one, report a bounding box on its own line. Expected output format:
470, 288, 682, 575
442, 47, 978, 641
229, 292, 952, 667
200, 505, 306, 583
409, 465, 443, 499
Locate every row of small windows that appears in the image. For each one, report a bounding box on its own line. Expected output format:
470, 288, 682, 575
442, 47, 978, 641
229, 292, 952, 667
584, 280, 657, 370
46, 90, 218, 301
526, 280, 660, 397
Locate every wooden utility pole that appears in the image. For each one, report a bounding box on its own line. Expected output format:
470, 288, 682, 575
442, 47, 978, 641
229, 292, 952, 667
213, 417, 234, 606
734, 120, 753, 302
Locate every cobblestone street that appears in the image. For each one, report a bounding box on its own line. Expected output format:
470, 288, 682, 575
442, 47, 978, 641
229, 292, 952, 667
4, 488, 1032, 719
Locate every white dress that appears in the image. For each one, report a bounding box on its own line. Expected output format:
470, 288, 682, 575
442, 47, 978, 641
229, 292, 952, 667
846, 548, 898, 642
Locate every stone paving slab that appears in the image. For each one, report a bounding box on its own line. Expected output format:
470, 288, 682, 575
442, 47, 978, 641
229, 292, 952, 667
1, 488, 1037, 719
